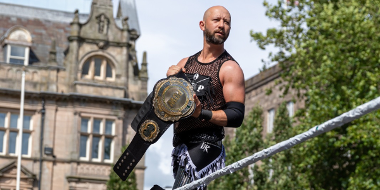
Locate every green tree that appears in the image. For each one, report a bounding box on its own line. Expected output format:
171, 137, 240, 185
269, 102, 299, 189
253, 102, 304, 190
208, 105, 265, 190
107, 145, 138, 190
251, 0, 380, 189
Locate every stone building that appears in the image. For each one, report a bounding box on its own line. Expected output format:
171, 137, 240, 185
244, 64, 304, 137
0, 0, 148, 189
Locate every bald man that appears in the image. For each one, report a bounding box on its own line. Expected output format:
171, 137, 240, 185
166, 6, 245, 189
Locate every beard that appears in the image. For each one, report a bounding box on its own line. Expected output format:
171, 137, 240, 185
204, 26, 229, 45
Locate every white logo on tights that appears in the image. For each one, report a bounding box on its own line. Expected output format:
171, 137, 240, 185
200, 142, 210, 153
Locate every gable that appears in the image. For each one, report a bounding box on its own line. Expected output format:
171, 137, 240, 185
0, 161, 36, 189
0, 161, 36, 179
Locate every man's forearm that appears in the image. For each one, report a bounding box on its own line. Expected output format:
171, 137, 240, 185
208, 110, 228, 127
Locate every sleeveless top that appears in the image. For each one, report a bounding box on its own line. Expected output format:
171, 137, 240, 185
173, 50, 237, 146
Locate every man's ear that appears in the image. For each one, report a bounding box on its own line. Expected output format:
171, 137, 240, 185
199, 20, 205, 31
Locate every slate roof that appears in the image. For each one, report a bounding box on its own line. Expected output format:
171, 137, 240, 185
117, 0, 141, 35
0, 3, 87, 66
0, 1, 141, 66
0, 3, 89, 24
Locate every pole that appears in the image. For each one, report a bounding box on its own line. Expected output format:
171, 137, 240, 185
38, 99, 45, 190
16, 67, 26, 190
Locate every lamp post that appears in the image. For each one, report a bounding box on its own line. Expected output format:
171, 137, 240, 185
16, 67, 26, 190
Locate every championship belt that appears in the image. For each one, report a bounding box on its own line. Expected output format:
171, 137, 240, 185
113, 71, 195, 181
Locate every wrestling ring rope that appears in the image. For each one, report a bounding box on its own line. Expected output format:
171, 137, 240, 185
175, 96, 380, 190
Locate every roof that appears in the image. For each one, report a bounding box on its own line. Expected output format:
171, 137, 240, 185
0, 3, 89, 66
117, 0, 141, 35
0, 3, 89, 23
0, 1, 141, 66
245, 64, 282, 93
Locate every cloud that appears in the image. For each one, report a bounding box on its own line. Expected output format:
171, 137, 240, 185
144, 128, 175, 189
150, 129, 174, 175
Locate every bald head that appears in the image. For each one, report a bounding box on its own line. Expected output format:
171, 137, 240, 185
200, 6, 231, 44
203, 6, 231, 23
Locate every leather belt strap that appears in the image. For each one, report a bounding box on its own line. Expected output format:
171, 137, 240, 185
130, 91, 153, 132
113, 134, 149, 180
113, 71, 194, 181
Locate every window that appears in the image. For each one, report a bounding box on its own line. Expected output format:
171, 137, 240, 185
81, 57, 114, 80
2, 27, 32, 65
267, 108, 275, 133
6, 45, 28, 65
0, 112, 32, 156
79, 117, 114, 162
287, 101, 294, 117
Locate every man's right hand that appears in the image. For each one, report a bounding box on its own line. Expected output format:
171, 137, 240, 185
166, 65, 186, 77
191, 94, 202, 118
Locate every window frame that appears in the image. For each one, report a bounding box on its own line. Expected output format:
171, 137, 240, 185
0, 111, 33, 157
0, 113, 6, 156
5, 44, 30, 66
267, 108, 275, 134
91, 118, 103, 162
79, 117, 91, 161
1, 26, 32, 66
103, 119, 114, 162
79, 116, 115, 163
286, 101, 294, 118
81, 56, 115, 81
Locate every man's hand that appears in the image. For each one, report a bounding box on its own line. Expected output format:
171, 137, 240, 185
166, 65, 186, 77
191, 94, 202, 118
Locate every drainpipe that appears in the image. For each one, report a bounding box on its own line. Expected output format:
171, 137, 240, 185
38, 99, 45, 190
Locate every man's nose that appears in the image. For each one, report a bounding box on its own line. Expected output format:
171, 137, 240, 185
217, 20, 225, 29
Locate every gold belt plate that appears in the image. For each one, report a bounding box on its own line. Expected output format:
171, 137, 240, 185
139, 120, 159, 142
153, 77, 195, 122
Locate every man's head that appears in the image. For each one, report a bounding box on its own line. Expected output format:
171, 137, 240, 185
200, 6, 231, 45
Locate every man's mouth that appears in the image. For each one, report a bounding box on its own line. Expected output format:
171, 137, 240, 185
215, 31, 224, 36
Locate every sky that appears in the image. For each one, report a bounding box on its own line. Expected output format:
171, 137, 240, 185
0, 0, 280, 189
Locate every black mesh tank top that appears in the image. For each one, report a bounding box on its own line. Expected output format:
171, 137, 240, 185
173, 50, 237, 146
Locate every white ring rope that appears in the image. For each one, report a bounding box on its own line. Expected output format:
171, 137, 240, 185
175, 96, 380, 190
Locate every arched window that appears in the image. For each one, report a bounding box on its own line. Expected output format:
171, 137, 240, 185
1, 26, 32, 65
81, 56, 114, 80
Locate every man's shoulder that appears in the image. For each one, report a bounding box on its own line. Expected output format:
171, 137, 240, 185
177, 57, 189, 67
177, 51, 201, 67
219, 59, 244, 81
221, 59, 241, 71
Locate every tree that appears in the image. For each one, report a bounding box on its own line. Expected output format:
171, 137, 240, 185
253, 102, 305, 190
251, 0, 380, 189
208, 105, 265, 190
107, 145, 138, 190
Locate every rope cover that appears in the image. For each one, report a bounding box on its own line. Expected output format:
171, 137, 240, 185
175, 96, 380, 190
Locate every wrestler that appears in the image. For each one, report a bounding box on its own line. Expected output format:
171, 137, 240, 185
166, 6, 245, 190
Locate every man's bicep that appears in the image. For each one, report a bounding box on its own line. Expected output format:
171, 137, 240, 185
221, 63, 245, 103
220, 63, 245, 127
223, 79, 245, 103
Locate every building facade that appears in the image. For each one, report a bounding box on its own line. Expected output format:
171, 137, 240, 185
244, 64, 304, 137
0, 0, 147, 189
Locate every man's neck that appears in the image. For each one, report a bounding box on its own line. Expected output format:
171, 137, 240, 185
198, 41, 225, 63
